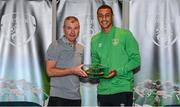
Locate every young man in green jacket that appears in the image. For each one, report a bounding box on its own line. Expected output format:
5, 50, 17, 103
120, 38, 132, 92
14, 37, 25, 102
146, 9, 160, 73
91, 5, 141, 106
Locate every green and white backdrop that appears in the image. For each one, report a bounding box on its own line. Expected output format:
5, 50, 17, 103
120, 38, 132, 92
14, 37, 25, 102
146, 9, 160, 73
0, 0, 180, 106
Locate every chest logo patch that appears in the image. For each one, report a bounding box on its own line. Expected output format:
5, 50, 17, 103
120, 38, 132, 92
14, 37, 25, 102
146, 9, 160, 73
112, 38, 119, 46
98, 43, 102, 48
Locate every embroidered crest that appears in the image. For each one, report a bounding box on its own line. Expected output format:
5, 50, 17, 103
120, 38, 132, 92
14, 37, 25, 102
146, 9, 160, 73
112, 38, 119, 46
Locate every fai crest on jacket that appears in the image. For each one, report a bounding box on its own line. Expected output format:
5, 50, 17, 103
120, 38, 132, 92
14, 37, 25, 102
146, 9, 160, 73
0, 13, 36, 47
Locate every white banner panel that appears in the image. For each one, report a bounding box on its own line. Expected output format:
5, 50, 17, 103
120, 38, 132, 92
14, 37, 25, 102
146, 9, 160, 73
130, 0, 180, 106
0, 0, 51, 105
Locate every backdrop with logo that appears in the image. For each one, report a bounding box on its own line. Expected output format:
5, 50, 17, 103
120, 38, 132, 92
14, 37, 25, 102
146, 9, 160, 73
0, 0, 51, 105
130, 0, 180, 106
2, 0, 180, 106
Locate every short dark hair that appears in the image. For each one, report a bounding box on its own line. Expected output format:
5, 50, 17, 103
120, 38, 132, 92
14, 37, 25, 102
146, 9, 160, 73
97, 5, 113, 15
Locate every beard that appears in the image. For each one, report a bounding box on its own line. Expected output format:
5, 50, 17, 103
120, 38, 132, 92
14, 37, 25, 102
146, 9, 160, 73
100, 21, 112, 30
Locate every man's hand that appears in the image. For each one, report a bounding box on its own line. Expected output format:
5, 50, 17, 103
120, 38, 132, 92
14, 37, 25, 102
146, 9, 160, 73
103, 69, 116, 79
71, 64, 88, 77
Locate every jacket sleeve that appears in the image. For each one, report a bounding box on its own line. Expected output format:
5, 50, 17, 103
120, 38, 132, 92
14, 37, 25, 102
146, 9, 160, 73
91, 37, 100, 65
118, 31, 141, 75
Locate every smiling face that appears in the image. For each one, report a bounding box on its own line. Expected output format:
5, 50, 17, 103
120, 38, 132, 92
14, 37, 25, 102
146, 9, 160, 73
97, 6, 113, 32
63, 16, 80, 43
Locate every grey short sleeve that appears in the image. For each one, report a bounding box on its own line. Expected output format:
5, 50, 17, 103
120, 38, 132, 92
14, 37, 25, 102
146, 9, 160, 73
46, 41, 59, 61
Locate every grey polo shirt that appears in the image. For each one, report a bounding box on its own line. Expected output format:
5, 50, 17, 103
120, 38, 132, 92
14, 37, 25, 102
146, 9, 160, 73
46, 37, 84, 100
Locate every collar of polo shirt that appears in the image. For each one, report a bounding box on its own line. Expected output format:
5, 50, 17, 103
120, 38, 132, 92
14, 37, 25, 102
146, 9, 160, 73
62, 36, 77, 48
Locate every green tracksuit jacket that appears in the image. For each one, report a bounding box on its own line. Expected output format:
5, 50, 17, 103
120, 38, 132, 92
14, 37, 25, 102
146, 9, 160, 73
91, 26, 141, 95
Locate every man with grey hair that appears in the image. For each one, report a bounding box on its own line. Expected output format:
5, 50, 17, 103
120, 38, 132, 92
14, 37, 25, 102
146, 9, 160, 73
46, 16, 87, 106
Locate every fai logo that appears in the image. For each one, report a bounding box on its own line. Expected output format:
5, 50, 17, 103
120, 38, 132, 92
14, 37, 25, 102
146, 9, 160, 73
112, 38, 119, 46
0, 13, 36, 47
146, 13, 179, 48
